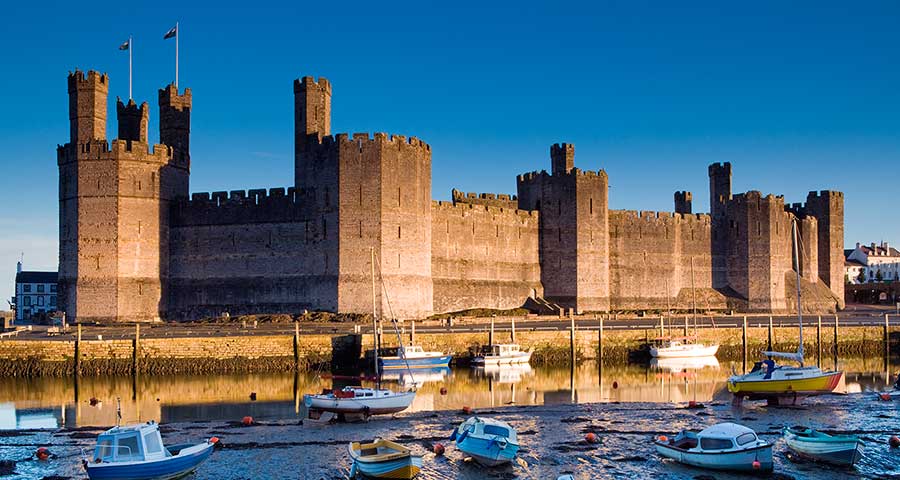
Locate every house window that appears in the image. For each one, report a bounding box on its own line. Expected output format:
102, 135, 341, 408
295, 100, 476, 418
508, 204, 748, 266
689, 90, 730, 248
37, 284, 45, 293
37, 296, 44, 306
24, 297, 31, 307
50, 296, 57, 307
24, 284, 31, 293
50, 285, 57, 293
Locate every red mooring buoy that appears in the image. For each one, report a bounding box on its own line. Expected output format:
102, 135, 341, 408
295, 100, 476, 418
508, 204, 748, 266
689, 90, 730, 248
36, 447, 50, 461
242, 416, 253, 426
433, 443, 445, 455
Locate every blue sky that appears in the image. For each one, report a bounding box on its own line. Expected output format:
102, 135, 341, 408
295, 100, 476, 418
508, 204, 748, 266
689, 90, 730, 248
1, 1, 898, 302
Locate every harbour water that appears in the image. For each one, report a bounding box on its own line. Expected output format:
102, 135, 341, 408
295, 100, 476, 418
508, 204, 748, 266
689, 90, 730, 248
1, 356, 899, 478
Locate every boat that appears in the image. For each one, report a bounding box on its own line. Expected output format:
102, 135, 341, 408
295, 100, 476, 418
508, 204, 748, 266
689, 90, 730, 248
783, 426, 864, 467
727, 219, 844, 402
471, 344, 532, 366
654, 422, 773, 473
379, 345, 452, 370
303, 249, 416, 419
450, 416, 519, 467
82, 420, 215, 480
650, 338, 719, 358
348, 438, 423, 479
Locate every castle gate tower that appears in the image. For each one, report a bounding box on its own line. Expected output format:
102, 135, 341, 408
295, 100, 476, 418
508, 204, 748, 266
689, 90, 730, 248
517, 143, 609, 313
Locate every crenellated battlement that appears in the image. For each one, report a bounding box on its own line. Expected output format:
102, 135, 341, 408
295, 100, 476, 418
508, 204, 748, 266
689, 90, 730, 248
451, 189, 518, 208
57, 139, 171, 165
731, 191, 785, 207
67, 69, 108, 90
293, 76, 332, 95
431, 199, 539, 220
310, 132, 432, 151
172, 186, 314, 227
708, 162, 732, 175
610, 209, 711, 225
159, 84, 192, 109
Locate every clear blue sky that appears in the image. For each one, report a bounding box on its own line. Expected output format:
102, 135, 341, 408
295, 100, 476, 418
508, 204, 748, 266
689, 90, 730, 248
1, 1, 898, 302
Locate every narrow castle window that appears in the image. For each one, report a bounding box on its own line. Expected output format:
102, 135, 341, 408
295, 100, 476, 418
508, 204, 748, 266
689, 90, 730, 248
359, 185, 363, 206
590, 198, 593, 215
323, 218, 327, 238
496, 225, 499, 238
324, 187, 330, 207
398, 187, 401, 207
305, 221, 309, 244
138, 283, 143, 296
398, 226, 401, 239
359, 221, 363, 238
397, 253, 401, 268
138, 221, 142, 235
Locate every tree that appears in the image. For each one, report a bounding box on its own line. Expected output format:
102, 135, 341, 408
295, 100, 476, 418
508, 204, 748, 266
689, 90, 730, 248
858, 269, 867, 284
876, 269, 884, 282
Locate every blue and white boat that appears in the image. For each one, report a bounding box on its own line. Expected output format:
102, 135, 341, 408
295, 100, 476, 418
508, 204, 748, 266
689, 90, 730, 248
783, 426, 864, 467
82, 420, 216, 480
654, 423, 773, 473
450, 416, 519, 467
378, 345, 452, 370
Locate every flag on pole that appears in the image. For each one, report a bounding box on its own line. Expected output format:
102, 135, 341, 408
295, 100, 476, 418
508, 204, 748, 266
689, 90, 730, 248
119, 39, 130, 50
164, 25, 177, 39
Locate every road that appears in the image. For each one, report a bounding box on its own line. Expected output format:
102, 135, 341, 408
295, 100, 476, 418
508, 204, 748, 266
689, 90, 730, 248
5, 310, 898, 341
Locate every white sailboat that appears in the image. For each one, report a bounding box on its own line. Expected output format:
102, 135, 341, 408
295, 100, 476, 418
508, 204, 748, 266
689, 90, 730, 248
303, 249, 416, 419
727, 219, 843, 402
650, 259, 719, 359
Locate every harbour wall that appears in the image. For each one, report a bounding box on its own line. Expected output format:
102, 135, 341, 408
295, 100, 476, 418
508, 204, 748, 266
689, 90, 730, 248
0, 323, 895, 376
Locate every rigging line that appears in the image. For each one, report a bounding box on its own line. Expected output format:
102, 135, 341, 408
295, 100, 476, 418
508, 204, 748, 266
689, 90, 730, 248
372, 251, 418, 388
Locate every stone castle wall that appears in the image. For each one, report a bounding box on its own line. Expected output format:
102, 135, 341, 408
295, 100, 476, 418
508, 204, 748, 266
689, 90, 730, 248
431, 201, 541, 312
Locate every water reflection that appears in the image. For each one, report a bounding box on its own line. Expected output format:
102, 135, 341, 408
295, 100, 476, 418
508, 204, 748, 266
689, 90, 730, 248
0, 355, 896, 429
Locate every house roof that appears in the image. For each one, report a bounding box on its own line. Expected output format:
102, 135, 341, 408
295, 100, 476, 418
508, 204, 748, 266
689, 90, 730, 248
15, 271, 58, 284
845, 259, 865, 267
844, 249, 854, 258
860, 245, 900, 257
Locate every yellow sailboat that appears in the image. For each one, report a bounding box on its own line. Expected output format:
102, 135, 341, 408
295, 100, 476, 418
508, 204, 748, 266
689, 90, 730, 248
727, 219, 843, 403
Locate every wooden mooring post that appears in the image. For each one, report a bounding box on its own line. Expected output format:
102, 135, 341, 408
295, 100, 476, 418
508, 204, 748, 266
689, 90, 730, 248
767, 316, 773, 351
570, 316, 577, 363
410, 320, 416, 344
132, 324, 141, 375
598, 315, 604, 365
683, 315, 689, 337
816, 316, 822, 367
833, 314, 839, 369
511, 317, 516, 343
75, 323, 82, 377
741, 316, 748, 373
489, 317, 495, 345
293, 322, 300, 369
885, 314, 891, 372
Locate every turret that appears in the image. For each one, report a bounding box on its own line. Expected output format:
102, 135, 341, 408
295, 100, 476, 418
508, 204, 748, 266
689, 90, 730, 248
804, 190, 845, 308
708, 162, 731, 219
550, 143, 575, 175
674, 191, 692, 214
116, 98, 149, 143
159, 84, 191, 169
67, 70, 108, 144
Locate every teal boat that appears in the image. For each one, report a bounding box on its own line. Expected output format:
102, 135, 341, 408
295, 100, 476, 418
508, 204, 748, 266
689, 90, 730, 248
783, 426, 864, 467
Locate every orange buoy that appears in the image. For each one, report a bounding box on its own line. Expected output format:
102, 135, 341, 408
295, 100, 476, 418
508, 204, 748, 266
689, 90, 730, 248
752, 460, 761, 470
612, 381, 618, 389
433, 443, 445, 455
890, 435, 900, 448
462, 406, 472, 414
36, 447, 50, 461
209, 437, 220, 444
241, 416, 253, 426
440, 387, 448, 395
880, 393, 892, 401
657, 435, 668, 443
584, 432, 597, 444
249, 392, 257, 401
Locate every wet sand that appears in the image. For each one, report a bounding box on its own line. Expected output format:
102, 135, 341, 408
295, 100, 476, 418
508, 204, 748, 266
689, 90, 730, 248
3, 393, 900, 479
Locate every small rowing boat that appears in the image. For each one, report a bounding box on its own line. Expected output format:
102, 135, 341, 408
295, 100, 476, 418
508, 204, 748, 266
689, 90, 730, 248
451, 416, 519, 467
348, 439, 422, 479
783, 426, 864, 467
654, 422, 773, 473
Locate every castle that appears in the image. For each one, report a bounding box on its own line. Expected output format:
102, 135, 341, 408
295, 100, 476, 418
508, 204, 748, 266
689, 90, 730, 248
58, 70, 845, 322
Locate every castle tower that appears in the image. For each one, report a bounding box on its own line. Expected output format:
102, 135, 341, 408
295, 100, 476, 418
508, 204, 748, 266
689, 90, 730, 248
674, 191, 692, 214
58, 70, 171, 322
159, 84, 192, 199
517, 143, 609, 313
293, 76, 432, 319
709, 162, 732, 289
805, 191, 845, 308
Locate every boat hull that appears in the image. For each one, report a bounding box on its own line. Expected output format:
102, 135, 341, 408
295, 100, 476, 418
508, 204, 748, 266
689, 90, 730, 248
85, 442, 214, 480
784, 429, 864, 466
351, 456, 422, 479
471, 352, 531, 366
304, 391, 416, 415
728, 370, 843, 396
379, 355, 452, 370
655, 442, 773, 473
650, 344, 719, 358
457, 435, 519, 467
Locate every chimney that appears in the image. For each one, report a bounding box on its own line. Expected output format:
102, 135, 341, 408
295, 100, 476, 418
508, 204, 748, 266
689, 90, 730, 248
856, 242, 861, 249
872, 242, 877, 254
16, 261, 21, 273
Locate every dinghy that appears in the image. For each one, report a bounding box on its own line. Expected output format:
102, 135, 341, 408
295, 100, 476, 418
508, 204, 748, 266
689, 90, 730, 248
471, 344, 532, 366
650, 338, 719, 358
348, 438, 422, 479
451, 416, 519, 467
783, 426, 864, 467
654, 422, 773, 473
82, 420, 215, 480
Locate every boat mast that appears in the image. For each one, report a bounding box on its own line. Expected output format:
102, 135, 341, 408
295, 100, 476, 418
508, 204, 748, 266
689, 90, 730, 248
371, 247, 380, 388
792, 219, 805, 366
690, 256, 698, 336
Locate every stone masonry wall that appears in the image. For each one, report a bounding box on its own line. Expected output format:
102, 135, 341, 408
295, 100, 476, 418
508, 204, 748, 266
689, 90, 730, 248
431, 202, 542, 313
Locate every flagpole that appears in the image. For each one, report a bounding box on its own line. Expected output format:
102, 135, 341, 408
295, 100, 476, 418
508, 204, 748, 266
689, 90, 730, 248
129, 35, 133, 100
175, 22, 179, 89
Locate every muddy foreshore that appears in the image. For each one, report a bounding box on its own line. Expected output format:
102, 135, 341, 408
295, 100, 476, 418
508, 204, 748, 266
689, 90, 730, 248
3, 392, 900, 479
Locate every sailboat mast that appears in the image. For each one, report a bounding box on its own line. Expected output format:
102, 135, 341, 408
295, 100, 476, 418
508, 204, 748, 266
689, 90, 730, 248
690, 256, 698, 335
792, 219, 805, 366
371, 247, 380, 387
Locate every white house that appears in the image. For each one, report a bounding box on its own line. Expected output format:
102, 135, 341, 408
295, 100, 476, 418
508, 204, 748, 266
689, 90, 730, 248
13, 262, 58, 321
845, 242, 900, 284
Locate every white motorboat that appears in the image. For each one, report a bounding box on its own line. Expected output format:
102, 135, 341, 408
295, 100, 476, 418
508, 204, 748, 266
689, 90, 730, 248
655, 422, 773, 473
472, 344, 532, 366
650, 338, 719, 358
304, 386, 416, 416
451, 416, 519, 467
379, 345, 452, 370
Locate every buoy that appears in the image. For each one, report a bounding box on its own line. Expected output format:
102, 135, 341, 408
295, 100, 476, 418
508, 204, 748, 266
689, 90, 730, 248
249, 392, 257, 401
433, 443, 445, 455
612, 381, 618, 389
36, 447, 50, 460
440, 387, 448, 395
242, 416, 253, 426
880, 393, 892, 401
462, 406, 472, 414
584, 432, 597, 444
209, 437, 220, 444
890, 435, 900, 448
657, 435, 668, 443
89, 397, 99, 406
752, 460, 761, 470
